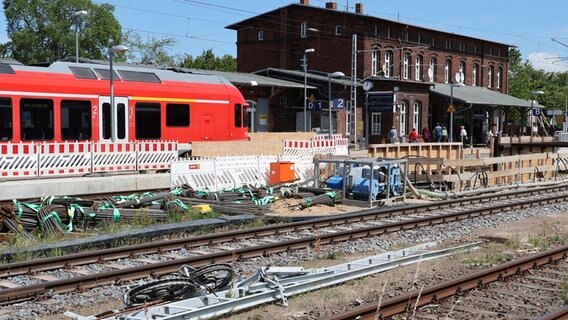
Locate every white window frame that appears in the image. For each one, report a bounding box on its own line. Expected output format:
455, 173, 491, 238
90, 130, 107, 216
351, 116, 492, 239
459, 61, 466, 84
415, 55, 422, 81
258, 30, 264, 41
488, 66, 493, 88
399, 101, 407, 137
371, 112, 382, 135
371, 48, 379, 76
444, 60, 451, 84
300, 22, 307, 38
413, 101, 420, 130
496, 67, 501, 89
430, 57, 437, 82
384, 51, 393, 78
403, 53, 409, 80
472, 64, 478, 87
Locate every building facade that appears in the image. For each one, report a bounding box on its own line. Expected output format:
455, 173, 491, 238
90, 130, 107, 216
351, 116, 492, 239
227, 0, 512, 144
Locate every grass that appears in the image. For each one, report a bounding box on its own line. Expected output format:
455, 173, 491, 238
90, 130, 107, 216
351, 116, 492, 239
562, 278, 568, 305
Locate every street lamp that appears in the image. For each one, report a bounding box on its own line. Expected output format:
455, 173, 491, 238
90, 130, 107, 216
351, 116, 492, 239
449, 82, 465, 142
73, 10, 88, 63
303, 48, 315, 132
530, 90, 544, 135
328, 71, 345, 138
108, 44, 129, 142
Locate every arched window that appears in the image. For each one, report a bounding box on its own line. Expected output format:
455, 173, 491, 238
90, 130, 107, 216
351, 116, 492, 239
399, 100, 407, 137
403, 53, 410, 80
415, 55, 423, 81
429, 57, 437, 82
459, 61, 466, 84
413, 101, 421, 130
300, 22, 307, 38
371, 47, 379, 76
496, 67, 502, 89
444, 59, 452, 84
488, 65, 494, 88
472, 63, 479, 86
384, 51, 393, 78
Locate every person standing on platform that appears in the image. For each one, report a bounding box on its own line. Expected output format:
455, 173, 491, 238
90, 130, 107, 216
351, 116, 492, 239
422, 126, 430, 142
409, 128, 418, 143
388, 126, 398, 143
434, 123, 443, 142
441, 126, 448, 142
460, 125, 468, 145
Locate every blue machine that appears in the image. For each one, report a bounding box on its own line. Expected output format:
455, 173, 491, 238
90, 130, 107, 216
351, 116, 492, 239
326, 175, 344, 190
351, 164, 403, 200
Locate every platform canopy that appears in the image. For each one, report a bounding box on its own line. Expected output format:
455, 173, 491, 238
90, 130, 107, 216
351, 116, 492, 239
431, 83, 533, 108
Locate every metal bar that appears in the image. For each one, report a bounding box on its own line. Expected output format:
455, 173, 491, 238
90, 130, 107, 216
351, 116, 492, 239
94, 242, 479, 320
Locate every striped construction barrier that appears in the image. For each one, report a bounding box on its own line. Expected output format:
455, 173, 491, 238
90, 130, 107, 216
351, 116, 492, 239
0, 140, 178, 180
0, 143, 39, 178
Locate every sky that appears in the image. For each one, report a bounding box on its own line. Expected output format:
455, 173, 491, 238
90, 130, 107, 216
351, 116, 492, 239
1, 0, 568, 72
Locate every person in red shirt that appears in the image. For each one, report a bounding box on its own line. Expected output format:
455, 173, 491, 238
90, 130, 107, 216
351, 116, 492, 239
409, 128, 418, 143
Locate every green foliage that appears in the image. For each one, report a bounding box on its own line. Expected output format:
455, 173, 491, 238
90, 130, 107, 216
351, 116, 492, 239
180, 49, 236, 71
325, 251, 341, 260
122, 30, 178, 67
463, 251, 507, 266
3, 0, 122, 64
508, 47, 568, 129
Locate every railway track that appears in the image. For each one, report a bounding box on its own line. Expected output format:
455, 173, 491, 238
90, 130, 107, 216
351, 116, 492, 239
324, 244, 568, 320
1, 184, 568, 306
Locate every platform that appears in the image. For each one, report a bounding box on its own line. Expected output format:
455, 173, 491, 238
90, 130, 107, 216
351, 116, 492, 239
0, 173, 171, 201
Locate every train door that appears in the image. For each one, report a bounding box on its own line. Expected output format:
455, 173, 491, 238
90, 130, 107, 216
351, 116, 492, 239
98, 96, 129, 142
199, 114, 214, 140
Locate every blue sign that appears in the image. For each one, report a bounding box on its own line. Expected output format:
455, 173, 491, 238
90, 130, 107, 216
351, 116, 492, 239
331, 98, 345, 109
307, 101, 322, 110
532, 108, 542, 116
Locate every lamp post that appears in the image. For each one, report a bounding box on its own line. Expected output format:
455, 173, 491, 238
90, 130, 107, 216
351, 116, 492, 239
449, 82, 465, 142
108, 44, 129, 142
328, 71, 345, 138
303, 48, 315, 132
530, 90, 545, 135
73, 10, 88, 63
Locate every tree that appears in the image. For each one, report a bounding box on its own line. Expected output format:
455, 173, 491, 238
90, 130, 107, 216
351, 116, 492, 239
122, 30, 178, 67
3, 0, 122, 64
180, 49, 236, 72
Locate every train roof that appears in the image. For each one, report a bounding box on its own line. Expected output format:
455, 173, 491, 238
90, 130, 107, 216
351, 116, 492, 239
0, 59, 234, 87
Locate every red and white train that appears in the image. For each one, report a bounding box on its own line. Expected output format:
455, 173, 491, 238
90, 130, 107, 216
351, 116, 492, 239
0, 60, 249, 153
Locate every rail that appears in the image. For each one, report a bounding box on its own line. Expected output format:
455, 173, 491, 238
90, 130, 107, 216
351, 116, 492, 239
1, 184, 568, 305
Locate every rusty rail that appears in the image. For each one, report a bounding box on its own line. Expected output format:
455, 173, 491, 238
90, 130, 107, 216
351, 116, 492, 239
323, 245, 568, 320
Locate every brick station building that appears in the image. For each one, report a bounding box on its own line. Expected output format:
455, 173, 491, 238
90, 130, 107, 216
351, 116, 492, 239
227, 0, 530, 145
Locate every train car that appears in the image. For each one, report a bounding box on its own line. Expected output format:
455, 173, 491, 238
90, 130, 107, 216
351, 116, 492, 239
0, 60, 249, 154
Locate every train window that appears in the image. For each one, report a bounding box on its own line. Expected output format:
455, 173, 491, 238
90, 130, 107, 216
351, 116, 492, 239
20, 99, 54, 140
135, 103, 161, 139
93, 68, 120, 81
119, 70, 161, 83
102, 102, 111, 139
117, 103, 126, 139
69, 67, 97, 79
0, 64, 15, 74
166, 104, 189, 127
234, 104, 243, 127
61, 100, 91, 140
0, 99, 12, 140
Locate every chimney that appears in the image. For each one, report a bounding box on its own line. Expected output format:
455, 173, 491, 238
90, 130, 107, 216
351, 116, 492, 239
299, 0, 309, 5
325, 1, 337, 10
355, 3, 363, 14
